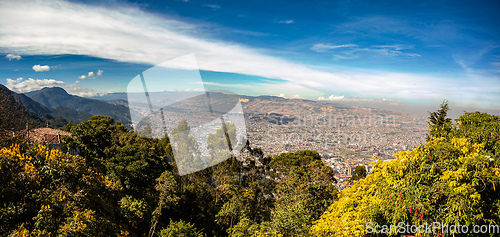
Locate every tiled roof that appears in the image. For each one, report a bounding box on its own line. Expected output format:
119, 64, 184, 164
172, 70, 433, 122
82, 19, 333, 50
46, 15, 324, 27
18, 128, 71, 144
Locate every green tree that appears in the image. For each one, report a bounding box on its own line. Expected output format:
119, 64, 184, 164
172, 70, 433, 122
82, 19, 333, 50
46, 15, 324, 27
269, 150, 321, 172
64, 115, 173, 234
138, 122, 153, 138
207, 122, 237, 165
65, 115, 127, 171
229, 218, 260, 237
171, 119, 204, 175
427, 100, 453, 140
455, 111, 500, 158
208, 122, 236, 151
119, 195, 150, 228
349, 165, 367, 182
160, 219, 206, 237
149, 171, 180, 237
429, 100, 452, 126
63, 121, 73, 132
253, 150, 338, 236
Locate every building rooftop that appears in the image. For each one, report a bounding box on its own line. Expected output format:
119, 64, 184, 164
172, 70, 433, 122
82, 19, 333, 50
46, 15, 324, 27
17, 128, 71, 144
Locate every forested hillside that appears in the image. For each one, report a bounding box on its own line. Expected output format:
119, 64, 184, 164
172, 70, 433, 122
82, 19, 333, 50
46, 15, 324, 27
0, 84, 132, 132
0, 116, 337, 236
0, 84, 87, 131
0, 84, 67, 148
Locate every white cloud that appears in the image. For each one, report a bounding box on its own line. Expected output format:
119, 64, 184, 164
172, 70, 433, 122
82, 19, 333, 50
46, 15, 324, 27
317, 95, 379, 102
201, 81, 251, 88
78, 70, 102, 79
318, 95, 345, 100
6, 77, 66, 93
272, 93, 304, 99
32, 64, 50, 72
278, 20, 294, 24
0, 0, 497, 107
332, 52, 359, 60
6, 76, 106, 97
6, 53, 21, 61
183, 88, 205, 92
371, 45, 421, 57
311, 43, 357, 52
312, 43, 420, 57
65, 84, 101, 97
203, 4, 220, 9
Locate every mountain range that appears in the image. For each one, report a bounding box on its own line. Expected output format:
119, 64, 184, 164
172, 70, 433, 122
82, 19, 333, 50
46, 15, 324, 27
24, 87, 131, 124
0, 85, 131, 129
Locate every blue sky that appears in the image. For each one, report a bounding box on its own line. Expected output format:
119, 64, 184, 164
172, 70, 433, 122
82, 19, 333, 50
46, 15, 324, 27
0, 0, 499, 109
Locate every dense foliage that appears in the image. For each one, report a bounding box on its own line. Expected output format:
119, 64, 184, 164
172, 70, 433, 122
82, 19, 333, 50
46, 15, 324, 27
1, 115, 338, 236
348, 165, 367, 183
312, 109, 500, 237
0, 143, 120, 235
3, 103, 499, 237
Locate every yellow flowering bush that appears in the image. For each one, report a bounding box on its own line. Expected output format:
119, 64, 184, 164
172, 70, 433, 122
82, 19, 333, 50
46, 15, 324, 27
0, 143, 126, 236
312, 136, 500, 237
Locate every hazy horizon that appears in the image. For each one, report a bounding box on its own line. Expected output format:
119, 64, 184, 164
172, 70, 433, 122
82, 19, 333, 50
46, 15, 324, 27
10, 84, 499, 120
1, 0, 499, 112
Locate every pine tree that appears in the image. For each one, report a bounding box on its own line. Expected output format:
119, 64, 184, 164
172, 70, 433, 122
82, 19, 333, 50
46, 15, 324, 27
427, 100, 453, 140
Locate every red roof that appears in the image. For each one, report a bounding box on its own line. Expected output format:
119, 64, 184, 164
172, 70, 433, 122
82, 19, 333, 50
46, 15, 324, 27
17, 128, 71, 144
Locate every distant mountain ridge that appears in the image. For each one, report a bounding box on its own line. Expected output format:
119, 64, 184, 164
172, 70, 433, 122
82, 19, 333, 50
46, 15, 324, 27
25, 87, 131, 125
0, 84, 66, 130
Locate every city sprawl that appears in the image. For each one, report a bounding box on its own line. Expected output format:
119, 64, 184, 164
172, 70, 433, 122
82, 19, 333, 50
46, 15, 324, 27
241, 96, 428, 188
